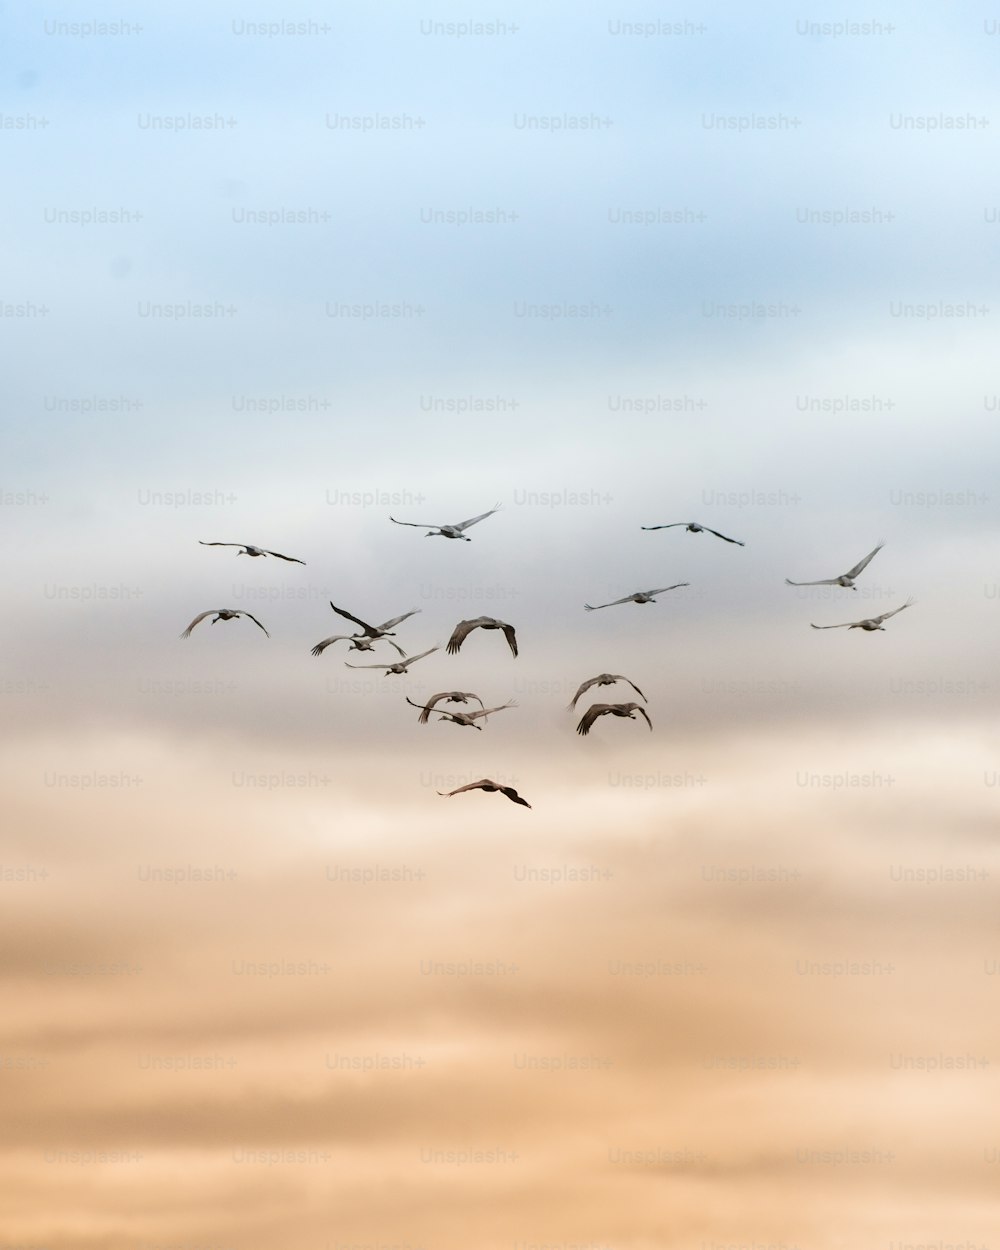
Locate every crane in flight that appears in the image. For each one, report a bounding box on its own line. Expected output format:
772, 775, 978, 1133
328, 602, 419, 641
406, 697, 516, 729
405, 691, 485, 723
389, 503, 501, 541
785, 543, 883, 590
311, 634, 405, 658
641, 521, 744, 545
344, 647, 439, 676
180, 609, 269, 638
437, 778, 532, 807
576, 702, 653, 736
568, 673, 646, 710
446, 617, 518, 657
199, 541, 305, 564
810, 598, 914, 632
585, 585, 688, 610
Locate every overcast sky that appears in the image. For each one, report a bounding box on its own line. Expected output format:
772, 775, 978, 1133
4, 4, 1000, 1247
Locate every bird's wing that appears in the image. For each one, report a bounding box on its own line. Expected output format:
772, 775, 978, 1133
873, 598, 914, 625
454, 503, 501, 531
499, 786, 531, 808
343, 661, 387, 669
180, 610, 216, 637
702, 527, 744, 545
263, 549, 306, 564
402, 647, 439, 667
576, 705, 609, 735
446, 619, 479, 654
433, 691, 484, 708
421, 693, 455, 721
637, 706, 653, 730
646, 584, 689, 594
501, 623, 518, 657
437, 779, 491, 796
639, 523, 685, 531
809, 621, 855, 629
385, 638, 407, 657
469, 700, 517, 720
310, 634, 352, 656
329, 602, 376, 635
844, 543, 884, 579
242, 613, 270, 637
376, 608, 421, 631
585, 597, 629, 611
405, 696, 436, 722
198, 541, 244, 548
615, 675, 647, 702
786, 578, 839, 587
568, 676, 599, 709
389, 516, 440, 529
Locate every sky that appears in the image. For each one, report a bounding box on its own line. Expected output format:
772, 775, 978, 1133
4, 3, 1000, 1247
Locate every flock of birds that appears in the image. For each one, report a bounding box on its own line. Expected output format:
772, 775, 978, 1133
179, 511, 915, 809
785, 542, 915, 630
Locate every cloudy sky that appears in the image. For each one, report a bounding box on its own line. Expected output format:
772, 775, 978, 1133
4, 3, 1000, 1247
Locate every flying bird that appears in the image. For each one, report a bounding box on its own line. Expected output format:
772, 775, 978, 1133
311, 634, 405, 658
344, 647, 439, 675
446, 616, 518, 657
810, 598, 914, 632
785, 543, 883, 590
585, 585, 688, 610
180, 609, 269, 638
389, 503, 501, 541
576, 702, 653, 736
199, 541, 305, 564
406, 697, 516, 729
405, 691, 486, 723
328, 602, 420, 641
641, 521, 744, 545
568, 673, 647, 710
437, 778, 532, 807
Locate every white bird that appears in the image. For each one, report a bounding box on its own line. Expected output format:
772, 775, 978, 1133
404, 691, 486, 723
199, 541, 305, 564
446, 616, 518, 657
641, 521, 744, 545
328, 602, 420, 641
810, 598, 914, 632
576, 702, 653, 736
437, 778, 531, 807
311, 634, 405, 658
785, 543, 883, 590
389, 503, 501, 541
568, 673, 646, 710
180, 609, 269, 638
585, 585, 688, 610
344, 647, 439, 675
406, 696, 516, 729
